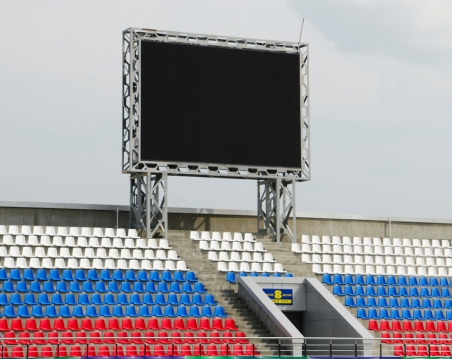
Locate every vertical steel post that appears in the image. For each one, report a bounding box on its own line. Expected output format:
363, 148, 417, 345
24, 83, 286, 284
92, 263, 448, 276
276, 177, 282, 242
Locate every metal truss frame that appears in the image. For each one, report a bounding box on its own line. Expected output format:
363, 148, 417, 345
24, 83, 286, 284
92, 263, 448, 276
257, 179, 296, 243
130, 172, 168, 238
122, 27, 310, 182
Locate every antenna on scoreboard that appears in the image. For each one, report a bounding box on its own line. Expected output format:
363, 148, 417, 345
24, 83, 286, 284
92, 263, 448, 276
298, 18, 305, 53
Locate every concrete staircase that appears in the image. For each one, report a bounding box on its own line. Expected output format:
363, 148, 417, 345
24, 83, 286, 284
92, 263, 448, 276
167, 230, 279, 356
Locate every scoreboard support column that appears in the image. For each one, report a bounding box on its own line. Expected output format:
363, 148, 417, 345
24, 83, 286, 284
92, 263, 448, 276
257, 179, 297, 243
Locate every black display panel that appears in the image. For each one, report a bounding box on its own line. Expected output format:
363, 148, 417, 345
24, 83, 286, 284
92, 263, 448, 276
140, 40, 301, 168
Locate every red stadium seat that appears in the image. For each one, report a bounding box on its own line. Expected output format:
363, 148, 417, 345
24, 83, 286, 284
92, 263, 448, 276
47, 331, 59, 345
122, 318, 134, 331
89, 331, 102, 344
32, 331, 46, 345
405, 345, 416, 357
184, 332, 197, 344
57, 345, 68, 357
220, 344, 231, 356
440, 334, 452, 345
438, 321, 448, 332
403, 320, 414, 332
441, 345, 452, 356
246, 344, 257, 356
426, 321, 437, 332
81, 318, 93, 331
161, 318, 173, 330
180, 345, 192, 356
112, 345, 125, 357
70, 345, 84, 357
168, 344, 180, 356
207, 344, 219, 356
145, 331, 157, 344
236, 331, 248, 344
153, 345, 166, 356
171, 331, 184, 344
135, 318, 147, 330
142, 345, 152, 356
392, 320, 403, 331
405, 333, 414, 344
213, 317, 225, 331
4, 332, 17, 345
108, 318, 121, 331
11, 319, 24, 331
39, 318, 52, 331
126, 345, 138, 357
148, 318, 161, 330
25, 318, 38, 331
232, 344, 244, 356
380, 320, 391, 331
224, 331, 235, 344
198, 331, 210, 344
187, 318, 199, 330
174, 318, 186, 330
393, 332, 403, 344
415, 333, 426, 344
41, 345, 54, 358
200, 318, 212, 331
118, 331, 131, 344
211, 331, 223, 343
415, 321, 425, 332
62, 331, 75, 344
158, 331, 170, 344
381, 332, 391, 344
0, 319, 9, 332
76, 331, 88, 344
131, 331, 144, 344
104, 331, 116, 344
368, 320, 379, 331
417, 346, 428, 357
99, 346, 110, 357
28, 346, 39, 358
430, 345, 440, 357
18, 332, 30, 345
448, 322, 452, 332
193, 344, 205, 356
225, 318, 238, 331
87, 346, 97, 357
67, 318, 80, 331
53, 318, 67, 331
94, 318, 107, 330
428, 333, 439, 344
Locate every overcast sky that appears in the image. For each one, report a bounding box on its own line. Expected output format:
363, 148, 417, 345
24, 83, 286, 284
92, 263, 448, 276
1, 0, 451, 219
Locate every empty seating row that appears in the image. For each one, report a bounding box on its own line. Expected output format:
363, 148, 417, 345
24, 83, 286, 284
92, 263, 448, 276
200, 240, 264, 252
0, 257, 188, 271
357, 307, 452, 321
208, 251, 274, 263
0, 246, 177, 260
345, 296, 452, 309
301, 235, 450, 248
393, 344, 452, 357
0, 292, 216, 306
295, 243, 452, 257
368, 319, 452, 332
334, 285, 452, 298
323, 274, 452, 287
381, 331, 452, 343
217, 261, 285, 273
0, 268, 196, 282
191, 231, 255, 242
313, 264, 452, 277
0, 316, 239, 331
1, 235, 169, 249
0, 225, 138, 238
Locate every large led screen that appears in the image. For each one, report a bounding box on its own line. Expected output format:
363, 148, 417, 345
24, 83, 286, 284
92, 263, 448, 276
140, 40, 301, 169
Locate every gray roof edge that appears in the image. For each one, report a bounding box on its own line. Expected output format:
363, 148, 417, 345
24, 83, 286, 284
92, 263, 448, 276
0, 201, 451, 225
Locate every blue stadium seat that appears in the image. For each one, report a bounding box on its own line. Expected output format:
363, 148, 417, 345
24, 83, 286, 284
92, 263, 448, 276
150, 270, 161, 282
419, 277, 429, 286
180, 294, 191, 305
99, 305, 112, 317
445, 300, 452, 309
205, 294, 216, 306
387, 276, 397, 286
2, 281, 14, 292
186, 271, 197, 282
226, 272, 236, 283
189, 305, 201, 317
112, 305, 125, 317
388, 287, 399, 297
409, 287, 419, 297
100, 270, 112, 281
355, 286, 365, 296
121, 282, 133, 293
355, 275, 365, 285
345, 297, 355, 307
138, 270, 149, 282
75, 270, 87, 281
174, 271, 185, 282
68, 281, 81, 293
389, 298, 399, 308
401, 298, 411, 308
30, 281, 41, 293
82, 281, 94, 293
157, 282, 169, 293
0, 269, 7, 281
377, 308, 388, 319
430, 278, 439, 286
56, 281, 68, 293
108, 281, 120, 293
442, 288, 451, 298
344, 274, 354, 285
139, 305, 151, 317
194, 282, 206, 293
333, 285, 344, 296
333, 274, 344, 285
104, 294, 116, 305
424, 310, 434, 320
367, 298, 377, 308
118, 294, 129, 305
344, 286, 355, 296
168, 293, 180, 306
366, 286, 377, 297
151, 305, 163, 317
413, 309, 423, 320
272, 273, 281, 277
377, 286, 388, 297
356, 297, 367, 307
31, 305, 45, 318
366, 275, 376, 285
36, 269, 48, 281
202, 305, 213, 317
164, 305, 176, 317
214, 306, 227, 317
162, 270, 173, 282
72, 305, 85, 317
193, 294, 204, 306
78, 294, 89, 305
51, 294, 63, 305
377, 276, 387, 286
155, 293, 167, 306
422, 299, 432, 308
113, 270, 124, 282
38, 294, 50, 305
399, 287, 409, 297
95, 281, 107, 293
401, 309, 412, 320
143, 294, 154, 305
322, 274, 333, 284
125, 270, 137, 282
43, 281, 56, 293
421, 288, 432, 298
18, 305, 31, 318
0, 294, 9, 306
9, 294, 21, 306
62, 269, 74, 281
127, 293, 140, 306
126, 305, 138, 317
170, 282, 182, 293
49, 269, 61, 281
10, 269, 21, 281
183, 282, 194, 293
431, 288, 441, 298
4, 305, 16, 318
64, 294, 76, 305
441, 278, 450, 287
88, 269, 100, 281
90, 294, 103, 305
133, 282, 145, 293
446, 310, 452, 320
17, 281, 28, 293
146, 282, 158, 293
45, 305, 58, 318
378, 298, 389, 308
24, 293, 36, 305
357, 308, 367, 319
409, 277, 418, 286
23, 269, 35, 281
390, 309, 401, 319
177, 305, 189, 317
398, 276, 408, 286
435, 310, 446, 320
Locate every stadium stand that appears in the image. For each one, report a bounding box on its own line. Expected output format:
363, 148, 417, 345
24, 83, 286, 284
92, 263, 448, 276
0, 225, 267, 357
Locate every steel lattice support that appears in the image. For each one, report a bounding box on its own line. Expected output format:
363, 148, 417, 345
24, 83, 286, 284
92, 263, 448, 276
257, 179, 296, 243
130, 173, 168, 238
